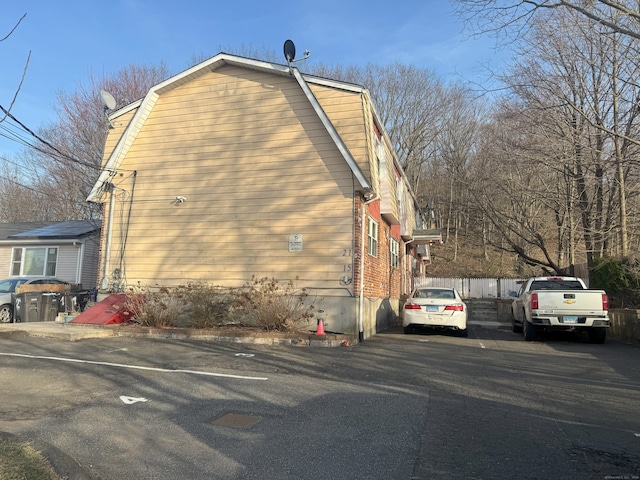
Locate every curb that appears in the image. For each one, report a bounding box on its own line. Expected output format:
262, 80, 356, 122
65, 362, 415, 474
109, 325, 358, 347
0, 431, 93, 480
0, 322, 359, 347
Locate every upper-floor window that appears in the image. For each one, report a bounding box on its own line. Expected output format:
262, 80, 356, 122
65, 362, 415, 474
368, 217, 379, 257
390, 237, 400, 268
11, 247, 58, 276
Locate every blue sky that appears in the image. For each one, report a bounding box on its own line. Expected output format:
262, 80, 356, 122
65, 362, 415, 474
0, 0, 506, 156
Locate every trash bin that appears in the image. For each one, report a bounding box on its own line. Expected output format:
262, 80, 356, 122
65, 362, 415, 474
15, 292, 42, 323
40, 293, 60, 322
59, 291, 90, 313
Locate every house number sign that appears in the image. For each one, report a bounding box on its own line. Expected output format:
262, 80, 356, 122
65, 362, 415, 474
289, 234, 303, 252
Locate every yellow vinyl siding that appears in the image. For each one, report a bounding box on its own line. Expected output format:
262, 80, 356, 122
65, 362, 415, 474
105, 65, 356, 289
103, 108, 137, 164
309, 83, 370, 180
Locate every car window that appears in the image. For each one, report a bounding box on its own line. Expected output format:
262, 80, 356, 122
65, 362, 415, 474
530, 280, 584, 290
0, 279, 18, 293
415, 289, 455, 299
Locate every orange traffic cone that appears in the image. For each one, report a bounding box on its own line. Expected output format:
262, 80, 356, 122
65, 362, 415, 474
316, 318, 326, 335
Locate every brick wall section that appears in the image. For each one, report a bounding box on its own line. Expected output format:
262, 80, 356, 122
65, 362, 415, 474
354, 199, 403, 299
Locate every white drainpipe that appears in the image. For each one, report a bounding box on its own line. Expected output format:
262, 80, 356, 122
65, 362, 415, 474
358, 192, 379, 342
358, 205, 366, 342
100, 184, 116, 291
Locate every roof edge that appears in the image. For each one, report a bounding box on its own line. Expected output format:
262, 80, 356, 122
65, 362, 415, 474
88, 53, 373, 202
290, 66, 371, 190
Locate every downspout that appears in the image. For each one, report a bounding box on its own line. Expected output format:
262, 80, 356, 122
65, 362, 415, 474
359, 205, 366, 342
100, 183, 116, 291
358, 192, 379, 342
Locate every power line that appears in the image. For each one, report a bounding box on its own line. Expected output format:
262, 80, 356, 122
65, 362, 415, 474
0, 104, 102, 171
0, 174, 53, 197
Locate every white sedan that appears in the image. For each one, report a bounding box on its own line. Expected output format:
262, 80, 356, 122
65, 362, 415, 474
402, 287, 468, 337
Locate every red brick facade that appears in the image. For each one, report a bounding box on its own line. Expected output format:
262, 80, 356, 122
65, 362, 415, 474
354, 198, 415, 300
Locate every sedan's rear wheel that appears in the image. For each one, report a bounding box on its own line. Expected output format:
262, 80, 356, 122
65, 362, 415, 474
0, 304, 13, 323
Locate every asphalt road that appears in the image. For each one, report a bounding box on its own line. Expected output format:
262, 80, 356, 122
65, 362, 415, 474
0, 322, 639, 480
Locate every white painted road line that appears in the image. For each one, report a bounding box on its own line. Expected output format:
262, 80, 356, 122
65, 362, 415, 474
120, 396, 148, 404
0, 352, 268, 380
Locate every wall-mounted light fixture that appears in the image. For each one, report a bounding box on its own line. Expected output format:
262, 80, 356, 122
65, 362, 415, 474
172, 196, 187, 206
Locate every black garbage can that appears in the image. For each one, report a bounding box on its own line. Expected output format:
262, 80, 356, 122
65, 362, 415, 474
40, 293, 60, 322
15, 292, 42, 323
59, 291, 90, 313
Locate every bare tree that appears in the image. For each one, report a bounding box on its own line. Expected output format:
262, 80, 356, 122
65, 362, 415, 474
466, 6, 640, 273
15, 63, 171, 220
0, 13, 29, 124
454, 0, 640, 41
429, 84, 483, 260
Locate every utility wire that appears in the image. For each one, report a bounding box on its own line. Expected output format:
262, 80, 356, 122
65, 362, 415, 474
0, 104, 102, 171
0, 174, 55, 197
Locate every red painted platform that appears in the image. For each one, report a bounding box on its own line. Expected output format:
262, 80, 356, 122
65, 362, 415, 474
70, 294, 130, 324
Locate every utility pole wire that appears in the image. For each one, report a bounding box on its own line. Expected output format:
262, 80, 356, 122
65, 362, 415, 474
0, 13, 29, 124
0, 104, 101, 170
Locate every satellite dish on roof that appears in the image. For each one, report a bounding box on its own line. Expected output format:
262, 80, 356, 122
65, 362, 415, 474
100, 90, 116, 110
283, 39, 310, 69
100, 90, 116, 128
284, 39, 296, 64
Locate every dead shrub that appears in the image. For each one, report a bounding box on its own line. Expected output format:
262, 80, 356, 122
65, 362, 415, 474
122, 277, 316, 330
182, 283, 243, 328
232, 276, 315, 331
124, 284, 188, 327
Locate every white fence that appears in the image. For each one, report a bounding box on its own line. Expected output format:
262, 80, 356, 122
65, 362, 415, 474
414, 277, 524, 299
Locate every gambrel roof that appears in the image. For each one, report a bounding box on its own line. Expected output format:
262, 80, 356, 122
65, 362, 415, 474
87, 53, 372, 202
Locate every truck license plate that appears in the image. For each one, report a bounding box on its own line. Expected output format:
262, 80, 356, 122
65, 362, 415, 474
426, 306, 438, 312
564, 316, 578, 324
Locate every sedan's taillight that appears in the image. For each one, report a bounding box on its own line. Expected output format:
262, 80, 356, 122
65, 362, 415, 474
404, 303, 422, 310
444, 304, 464, 312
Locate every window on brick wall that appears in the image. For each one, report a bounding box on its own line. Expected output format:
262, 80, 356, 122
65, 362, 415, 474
390, 237, 399, 268
368, 216, 378, 257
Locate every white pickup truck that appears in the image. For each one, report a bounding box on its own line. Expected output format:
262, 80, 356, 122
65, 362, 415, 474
511, 276, 610, 343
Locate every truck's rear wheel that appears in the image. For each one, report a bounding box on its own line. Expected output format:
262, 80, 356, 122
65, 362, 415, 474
523, 320, 537, 341
588, 327, 607, 344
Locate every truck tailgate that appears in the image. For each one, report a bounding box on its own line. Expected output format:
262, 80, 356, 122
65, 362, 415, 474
536, 291, 606, 313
